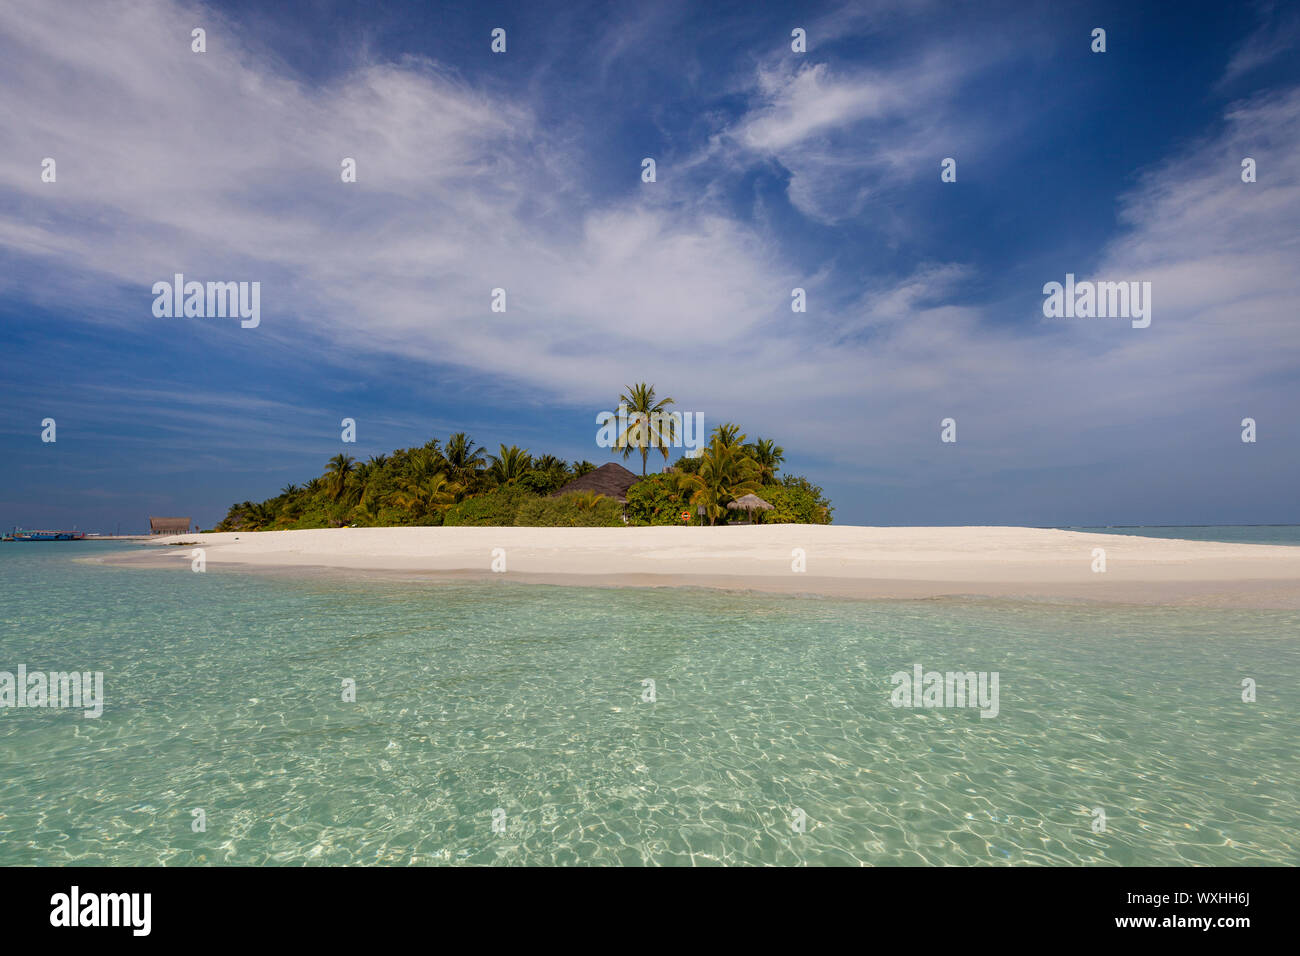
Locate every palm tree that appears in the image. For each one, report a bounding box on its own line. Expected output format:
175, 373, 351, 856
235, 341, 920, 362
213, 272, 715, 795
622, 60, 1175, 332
532, 454, 566, 474
325, 454, 356, 501
527, 453, 568, 494
443, 432, 487, 484
390, 472, 458, 518
680, 435, 761, 525
246, 500, 274, 529
488, 444, 532, 484
746, 437, 785, 484
404, 448, 444, 485
350, 497, 380, 527
712, 422, 744, 449
616, 382, 678, 476
229, 500, 253, 530
280, 483, 300, 498
568, 490, 606, 510
345, 460, 374, 507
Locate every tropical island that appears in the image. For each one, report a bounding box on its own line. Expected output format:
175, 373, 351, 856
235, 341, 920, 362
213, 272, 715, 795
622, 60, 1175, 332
214, 384, 833, 531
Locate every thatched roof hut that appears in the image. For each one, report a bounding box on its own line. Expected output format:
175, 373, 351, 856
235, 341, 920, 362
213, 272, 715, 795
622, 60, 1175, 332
549, 463, 642, 503
149, 516, 191, 535
726, 494, 774, 523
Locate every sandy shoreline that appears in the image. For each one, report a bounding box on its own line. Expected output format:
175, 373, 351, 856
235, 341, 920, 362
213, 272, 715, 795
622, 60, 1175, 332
93, 525, 1300, 608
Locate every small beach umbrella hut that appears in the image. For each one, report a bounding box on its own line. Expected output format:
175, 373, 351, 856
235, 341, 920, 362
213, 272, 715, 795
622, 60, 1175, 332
726, 493, 774, 524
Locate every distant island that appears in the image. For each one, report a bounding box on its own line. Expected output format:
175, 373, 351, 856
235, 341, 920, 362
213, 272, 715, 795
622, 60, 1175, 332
215, 383, 833, 531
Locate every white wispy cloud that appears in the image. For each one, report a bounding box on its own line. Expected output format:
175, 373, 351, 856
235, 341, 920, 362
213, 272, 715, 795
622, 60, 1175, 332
1219, 1, 1300, 87
0, 0, 792, 381
722, 19, 1029, 227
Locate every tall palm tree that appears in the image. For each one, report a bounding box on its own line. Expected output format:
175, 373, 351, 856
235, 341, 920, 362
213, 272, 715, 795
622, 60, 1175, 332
280, 483, 301, 498
443, 432, 487, 484
616, 382, 678, 476
746, 437, 785, 484
325, 454, 356, 501
680, 435, 761, 525
488, 444, 532, 484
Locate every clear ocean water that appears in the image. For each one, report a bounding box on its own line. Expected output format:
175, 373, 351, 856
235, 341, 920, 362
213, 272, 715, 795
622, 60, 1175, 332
1, 535, 1297, 866
1064, 525, 1300, 546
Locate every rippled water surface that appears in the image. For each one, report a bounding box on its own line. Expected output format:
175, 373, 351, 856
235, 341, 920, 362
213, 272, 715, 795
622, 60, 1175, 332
1, 543, 1297, 865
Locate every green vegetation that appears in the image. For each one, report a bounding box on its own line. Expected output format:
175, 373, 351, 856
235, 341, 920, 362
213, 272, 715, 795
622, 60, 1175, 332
215, 433, 603, 531
759, 476, 833, 524
624, 473, 692, 526
614, 381, 677, 476
629, 426, 831, 526
679, 433, 761, 525
214, 390, 833, 531
516, 492, 624, 527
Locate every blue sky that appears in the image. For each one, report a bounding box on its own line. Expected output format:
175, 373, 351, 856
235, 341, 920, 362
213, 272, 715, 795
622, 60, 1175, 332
2, 0, 1298, 530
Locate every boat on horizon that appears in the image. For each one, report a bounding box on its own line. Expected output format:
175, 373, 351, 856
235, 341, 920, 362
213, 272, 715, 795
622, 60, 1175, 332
9, 529, 87, 541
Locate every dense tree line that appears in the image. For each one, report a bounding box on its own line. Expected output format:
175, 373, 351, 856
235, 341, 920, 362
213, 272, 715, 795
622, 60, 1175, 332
214, 384, 833, 531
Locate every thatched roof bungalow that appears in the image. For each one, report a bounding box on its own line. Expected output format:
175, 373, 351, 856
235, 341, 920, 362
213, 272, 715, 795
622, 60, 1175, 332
726, 493, 774, 523
149, 516, 191, 535
549, 463, 642, 503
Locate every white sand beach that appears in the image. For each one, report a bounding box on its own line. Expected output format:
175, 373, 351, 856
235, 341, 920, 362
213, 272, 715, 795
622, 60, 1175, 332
101, 526, 1300, 607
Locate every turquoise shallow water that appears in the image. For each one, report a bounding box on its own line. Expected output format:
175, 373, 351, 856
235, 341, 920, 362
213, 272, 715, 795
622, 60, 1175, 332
0, 541, 1297, 866
1065, 525, 1300, 545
